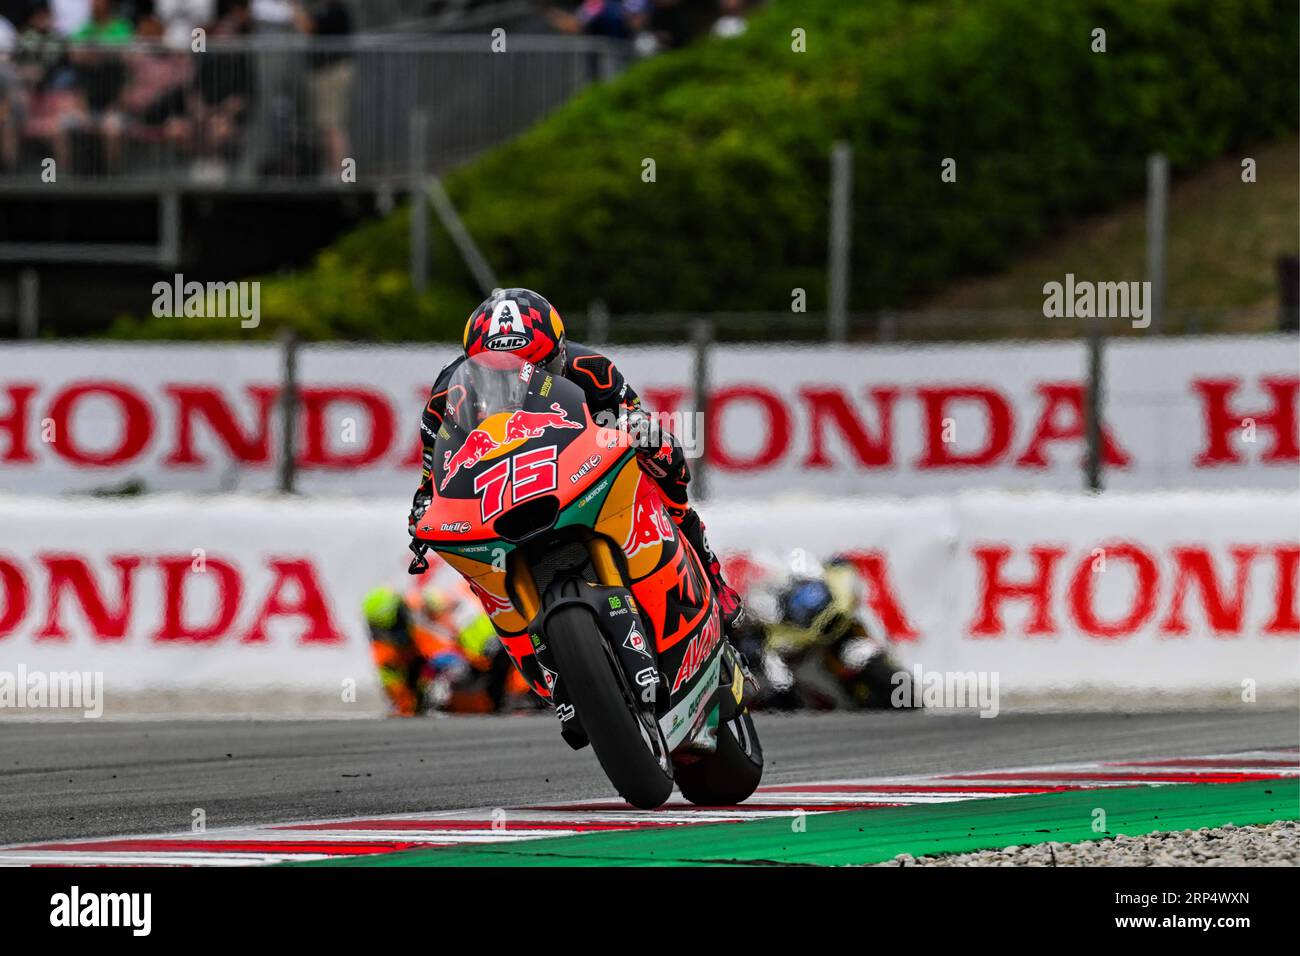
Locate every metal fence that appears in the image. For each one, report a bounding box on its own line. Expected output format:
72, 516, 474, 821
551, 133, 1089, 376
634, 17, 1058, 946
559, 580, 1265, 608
0, 34, 628, 187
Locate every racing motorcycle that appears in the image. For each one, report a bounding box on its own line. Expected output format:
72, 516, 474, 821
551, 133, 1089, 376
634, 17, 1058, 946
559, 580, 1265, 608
411, 352, 762, 809
726, 554, 921, 712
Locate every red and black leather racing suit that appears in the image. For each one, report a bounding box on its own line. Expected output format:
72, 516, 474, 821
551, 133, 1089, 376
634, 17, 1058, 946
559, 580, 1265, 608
407, 342, 742, 626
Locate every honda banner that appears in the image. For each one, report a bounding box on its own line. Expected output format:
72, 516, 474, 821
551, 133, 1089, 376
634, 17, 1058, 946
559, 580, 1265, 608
1, 335, 1296, 497
0, 491, 1294, 715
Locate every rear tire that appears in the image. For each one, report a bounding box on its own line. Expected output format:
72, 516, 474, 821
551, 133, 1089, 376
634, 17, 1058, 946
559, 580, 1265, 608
546, 606, 674, 809
675, 709, 764, 806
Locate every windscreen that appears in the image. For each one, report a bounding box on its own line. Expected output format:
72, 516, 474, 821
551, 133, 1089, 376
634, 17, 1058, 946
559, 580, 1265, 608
445, 353, 533, 433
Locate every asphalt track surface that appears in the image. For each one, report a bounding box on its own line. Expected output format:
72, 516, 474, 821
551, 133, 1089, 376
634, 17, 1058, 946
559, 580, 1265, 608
1, 710, 1296, 845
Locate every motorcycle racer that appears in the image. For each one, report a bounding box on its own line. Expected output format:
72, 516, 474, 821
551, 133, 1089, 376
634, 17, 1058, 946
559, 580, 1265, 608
407, 287, 747, 639
364, 561, 527, 715
724, 552, 918, 711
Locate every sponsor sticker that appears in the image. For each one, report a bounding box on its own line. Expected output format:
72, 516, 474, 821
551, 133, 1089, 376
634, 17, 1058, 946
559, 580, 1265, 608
579, 476, 608, 509
635, 665, 658, 704
539, 662, 557, 691
671, 613, 722, 693
569, 454, 603, 484
624, 623, 650, 658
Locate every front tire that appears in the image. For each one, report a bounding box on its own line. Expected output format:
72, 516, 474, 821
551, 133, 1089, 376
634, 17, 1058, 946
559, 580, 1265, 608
546, 606, 674, 809
675, 708, 764, 806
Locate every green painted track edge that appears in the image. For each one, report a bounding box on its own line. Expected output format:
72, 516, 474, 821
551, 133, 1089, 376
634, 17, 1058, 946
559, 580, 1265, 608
286, 778, 1299, 868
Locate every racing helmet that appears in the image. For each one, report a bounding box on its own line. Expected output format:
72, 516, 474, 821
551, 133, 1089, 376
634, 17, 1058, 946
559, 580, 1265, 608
463, 288, 566, 371
362, 586, 403, 630
783, 578, 834, 629
786, 559, 862, 639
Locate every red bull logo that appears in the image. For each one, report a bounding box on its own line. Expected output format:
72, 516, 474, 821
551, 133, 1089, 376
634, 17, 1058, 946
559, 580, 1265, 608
441, 429, 500, 490
503, 403, 582, 442
468, 579, 514, 618
440, 403, 582, 489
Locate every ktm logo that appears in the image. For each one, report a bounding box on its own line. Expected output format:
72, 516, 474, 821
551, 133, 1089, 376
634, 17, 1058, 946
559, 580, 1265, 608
655, 542, 713, 649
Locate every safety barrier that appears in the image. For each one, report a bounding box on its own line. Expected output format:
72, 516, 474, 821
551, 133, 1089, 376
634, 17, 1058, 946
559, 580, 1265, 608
0, 489, 1294, 716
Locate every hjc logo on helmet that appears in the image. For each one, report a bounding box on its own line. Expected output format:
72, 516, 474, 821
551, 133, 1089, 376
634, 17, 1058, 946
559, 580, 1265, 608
484, 299, 531, 352
465, 288, 565, 368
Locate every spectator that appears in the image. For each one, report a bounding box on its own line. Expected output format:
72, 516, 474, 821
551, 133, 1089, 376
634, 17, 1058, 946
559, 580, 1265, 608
712, 0, 749, 39
292, 0, 351, 176
67, 0, 132, 170
546, 1, 630, 40
622, 0, 658, 56
153, 0, 213, 49
14, 2, 88, 171
50, 0, 88, 35
100, 10, 194, 168
249, 0, 292, 30
648, 0, 694, 50
245, 0, 305, 176
0, 1, 29, 31
188, 0, 250, 179
70, 0, 130, 41
0, 10, 19, 170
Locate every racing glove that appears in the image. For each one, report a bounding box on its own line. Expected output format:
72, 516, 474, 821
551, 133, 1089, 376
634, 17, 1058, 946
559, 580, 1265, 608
621, 407, 691, 511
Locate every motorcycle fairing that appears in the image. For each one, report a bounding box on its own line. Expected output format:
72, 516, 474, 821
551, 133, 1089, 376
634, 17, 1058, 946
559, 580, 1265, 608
531, 578, 663, 739
415, 363, 727, 741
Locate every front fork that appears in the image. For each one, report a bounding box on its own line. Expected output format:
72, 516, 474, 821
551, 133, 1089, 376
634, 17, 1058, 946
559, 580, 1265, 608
508, 539, 665, 749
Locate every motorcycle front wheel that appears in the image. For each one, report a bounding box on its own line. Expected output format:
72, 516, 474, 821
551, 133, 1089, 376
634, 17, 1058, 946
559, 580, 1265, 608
546, 606, 674, 809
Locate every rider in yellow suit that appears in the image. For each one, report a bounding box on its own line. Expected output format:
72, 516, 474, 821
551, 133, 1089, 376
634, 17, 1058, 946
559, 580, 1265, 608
364, 558, 527, 715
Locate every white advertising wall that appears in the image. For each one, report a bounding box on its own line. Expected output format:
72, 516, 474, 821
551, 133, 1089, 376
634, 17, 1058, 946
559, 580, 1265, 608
1, 335, 1296, 497
0, 491, 1294, 714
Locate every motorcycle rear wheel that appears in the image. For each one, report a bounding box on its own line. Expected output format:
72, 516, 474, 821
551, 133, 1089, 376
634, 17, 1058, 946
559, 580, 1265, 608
546, 606, 674, 810
675, 708, 764, 806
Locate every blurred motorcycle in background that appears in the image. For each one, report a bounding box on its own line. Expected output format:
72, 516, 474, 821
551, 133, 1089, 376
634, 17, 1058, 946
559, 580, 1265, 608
364, 558, 535, 716
725, 553, 919, 712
